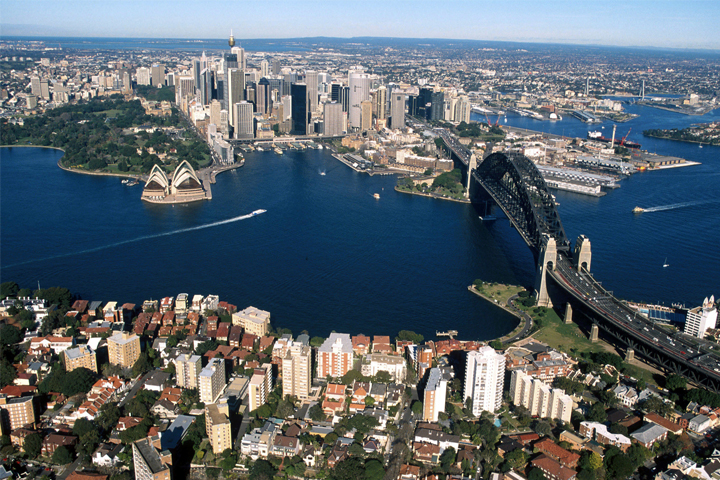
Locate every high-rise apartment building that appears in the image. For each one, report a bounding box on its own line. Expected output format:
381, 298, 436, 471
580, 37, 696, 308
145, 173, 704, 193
175, 76, 195, 105
305, 70, 318, 114
30, 77, 41, 96
390, 93, 406, 129
323, 102, 343, 136
282, 342, 312, 400
132, 438, 171, 480
423, 368, 447, 422
248, 366, 273, 412
685, 296, 717, 338
0, 395, 36, 432
463, 346, 505, 416
317, 333, 353, 379
63, 345, 97, 373
136, 67, 151, 86
199, 358, 226, 404
107, 332, 141, 369
510, 370, 572, 423
205, 402, 232, 454
175, 354, 202, 389
454, 95, 471, 124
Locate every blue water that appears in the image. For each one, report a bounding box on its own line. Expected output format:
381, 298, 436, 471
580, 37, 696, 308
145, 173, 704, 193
1, 105, 719, 340
0, 147, 522, 341
1, 36, 309, 52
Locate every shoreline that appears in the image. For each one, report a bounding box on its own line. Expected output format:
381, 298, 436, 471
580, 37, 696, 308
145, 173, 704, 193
466, 285, 528, 344
394, 186, 471, 204
643, 133, 719, 146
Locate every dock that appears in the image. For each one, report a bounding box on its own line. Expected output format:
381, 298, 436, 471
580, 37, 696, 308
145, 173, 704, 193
436, 330, 458, 339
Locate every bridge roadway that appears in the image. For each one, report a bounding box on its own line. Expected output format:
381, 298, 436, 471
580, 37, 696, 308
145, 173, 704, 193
433, 124, 720, 392
549, 254, 720, 392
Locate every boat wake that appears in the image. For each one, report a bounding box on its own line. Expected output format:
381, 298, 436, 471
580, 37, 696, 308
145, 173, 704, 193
642, 200, 715, 213
3, 211, 264, 269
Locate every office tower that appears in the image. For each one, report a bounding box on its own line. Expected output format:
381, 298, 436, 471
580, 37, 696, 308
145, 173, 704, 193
391, 93, 406, 129
26, 95, 37, 109
685, 296, 717, 338
375, 86, 387, 120
205, 403, 231, 454
199, 357, 226, 404
0, 395, 36, 432
407, 94, 419, 117
136, 67, 151, 86
271, 58, 281, 75
418, 87, 433, 119
132, 438, 171, 480
341, 86, 350, 112
423, 368, 447, 422
231, 46, 245, 70
233, 101, 254, 139
248, 366, 272, 412
291, 83, 310, 135
455, 95, 471, 124
175, 75, 195, 105
283, 73, 298, 95
30, 76, 41, 96
431, 91, 444, 121
198, 68, 212, 105
224, 53, 238, 70
210, 100, 222, 128
464, 346, 505, 416
305, 70, 318, 113
225, 68, 245, 126
63, 345, 97, 373
361, 100, 373, 131
317, 333, 353, 379
256, 77, 272, 115
151, 65, 165, 87
220, 109, 229, 136
192, 59, 201, 89
122, 71, 132, 90
331, 83, 342, 103
323, 102, 343, 136
348, 69, 371, 129
267, 78, 284, 101
107, 332, 140, 368
281, 95, 292, 121
260, 59, 269, 78
175, 353, 202, 389
282, 342, 312, 399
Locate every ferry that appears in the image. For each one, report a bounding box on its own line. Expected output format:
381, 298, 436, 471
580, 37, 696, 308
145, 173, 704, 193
373, 193, 380, 199
274, 147, 283, 154
632, 206, 645, 213
251, 209, 266, 216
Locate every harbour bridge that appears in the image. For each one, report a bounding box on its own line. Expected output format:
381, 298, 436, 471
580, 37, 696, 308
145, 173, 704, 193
437, 128, 720, 393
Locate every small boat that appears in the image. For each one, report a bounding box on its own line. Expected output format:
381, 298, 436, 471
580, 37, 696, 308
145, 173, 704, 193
274, 148, 282, 154
373, 193, 380, 199
121, 179, 129, 184
251, 209, 266, 216
319, 172, 326, 176
663, 258, 670, 268
632, 206, 644, 213
479, 215, 497, 221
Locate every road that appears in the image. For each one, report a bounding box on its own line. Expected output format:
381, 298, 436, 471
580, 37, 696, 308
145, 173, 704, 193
118, 372, 148, 408
383, 387, 418, 480
503, 294, 533, 344
56, 456, 82, 480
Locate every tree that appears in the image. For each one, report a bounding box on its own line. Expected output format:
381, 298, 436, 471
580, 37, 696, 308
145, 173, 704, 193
528, 468, 546, 480
73, 418, 95, 438
665, 374, 687, 391
606, 453, 634, 480
587, 402, 607, 423
0, 362, 18, 387
52, 445, 73, 465
439, 446, 456, 472
534, 421, 552, 437
489, 340, 503, 350
349, 442, 365, 456
608, 423, 628, 436
0, 282, 19, 298
309, 403, 325, 422
411, 400, 423, 416
24, 432, 43, 458
249, 459, 276, 480
0, 325, 22, 345
310, 336, 326, 347
330, 457, 365, 480
505, 449, 528, 470
132, 351, 152, 377
77, 430, 101, 457
373, 371, 392, 384
364, 396, 375, 407
396, 330, 424, 344
219, 449, 238, 472
97, 402, 122, 432
364, 459, 385, 480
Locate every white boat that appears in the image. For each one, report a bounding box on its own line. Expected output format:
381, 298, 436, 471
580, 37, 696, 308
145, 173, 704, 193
319, 172, 326, 176
479, 215, 497, 221
251, 209, 267, 216
663, 257, 669, 268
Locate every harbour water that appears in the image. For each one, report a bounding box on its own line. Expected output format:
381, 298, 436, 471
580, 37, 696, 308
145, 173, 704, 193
1, 104, 718, 339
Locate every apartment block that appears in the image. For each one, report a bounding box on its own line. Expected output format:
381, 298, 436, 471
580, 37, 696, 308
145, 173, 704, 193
423, 368, 447, 422
0, 395, 36, 432
464, 346, 505, 415
63, 345, 98, 373
132, 438, 171, 480
510, 370, 573, 423
282, 343, 311, 399
232, 306, 271, 336
175, 354, 202, 389
199, 358, 226, 404
107, 332, 141, 368
317, 333, 353, 379
249, 366, 273, 412
205, 402, 232, 455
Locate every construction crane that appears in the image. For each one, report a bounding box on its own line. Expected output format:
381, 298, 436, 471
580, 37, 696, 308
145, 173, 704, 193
495, 115, 501, 126
620, 128, 632, 146
483, 112, 492, 126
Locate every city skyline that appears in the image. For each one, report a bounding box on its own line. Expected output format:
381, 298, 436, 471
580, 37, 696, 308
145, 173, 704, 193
1, 0, 719, 51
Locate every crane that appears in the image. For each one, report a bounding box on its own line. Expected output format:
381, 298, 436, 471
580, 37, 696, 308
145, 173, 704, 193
495, 115, 501, 126
620, 128, 632, 146
483, 112, 492, 126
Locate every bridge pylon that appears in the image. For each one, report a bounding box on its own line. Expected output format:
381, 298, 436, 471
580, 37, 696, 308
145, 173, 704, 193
574, 235, 592, 272
464, 154, 477, 199
534, 234, 557, 308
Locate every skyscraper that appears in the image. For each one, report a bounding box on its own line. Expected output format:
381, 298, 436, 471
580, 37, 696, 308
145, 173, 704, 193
464, 346, 505, 415
199, 357, 226, 404
305, 70, 318, 114
233, 101, 254, 139
430, 91, 445, 121
151, 65, 165, 87
282, 342, 312, 400
348, 68, 371, 130
316, 333, 353, 379
423, 367, 447, 422
175, 354, 202, 389
223, 53, 238, 70
375, 86, 387, 120
361, 100, 373, 131
225, 68, 245, 126
30, 76, 41, 96
390, 93, 406, 129
136, 67, 151, 86
323, 102, 343, 136
256, 77, 272, 116
291, 83, 310, 135
271, 58, 281, 75
260, 59, 269, 78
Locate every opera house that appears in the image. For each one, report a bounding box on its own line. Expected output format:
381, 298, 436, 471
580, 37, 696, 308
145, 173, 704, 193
141, 160, 207, 203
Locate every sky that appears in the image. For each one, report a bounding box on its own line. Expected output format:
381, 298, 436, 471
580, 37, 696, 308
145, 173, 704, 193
1, 0, 719, 51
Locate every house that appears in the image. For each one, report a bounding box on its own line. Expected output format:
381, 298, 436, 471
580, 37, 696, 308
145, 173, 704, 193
613, 384, 639, 408
414, 428, 460, 452
151, 399, 180, 420
327, 443, 349, 468
631, 423, 669, 449
66, 473, 108, 480
352, 335, 371, 356
271, 435, 300, 457
644, 413, 684, 435
92, 443, 124, 467
41, 433, 78, 456
116, 417, 143, 431
531, 454, 577, 480
325, 383, 346, 401
399, 464, 421, 480
29, 336, 75, 355
144, 371, 171, 392
689, 414, 712, 434
10, 427, 35, 449
579, 422, 631, 451
413, 442, 441, 463
534, 438, 580, 468
352, 381, 372, 402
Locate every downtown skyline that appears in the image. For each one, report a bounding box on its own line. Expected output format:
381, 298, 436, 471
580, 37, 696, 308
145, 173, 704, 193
1, 0, 719, 51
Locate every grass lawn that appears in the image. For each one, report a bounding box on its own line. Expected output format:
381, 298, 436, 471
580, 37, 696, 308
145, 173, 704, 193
472, 281, 526, 306
528, 307, 606, 356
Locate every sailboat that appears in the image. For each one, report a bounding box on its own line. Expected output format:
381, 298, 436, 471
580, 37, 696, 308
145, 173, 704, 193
663, 258, 670, 268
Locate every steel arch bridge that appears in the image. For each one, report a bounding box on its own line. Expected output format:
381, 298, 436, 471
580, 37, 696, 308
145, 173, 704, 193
471, 152, 571, 257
